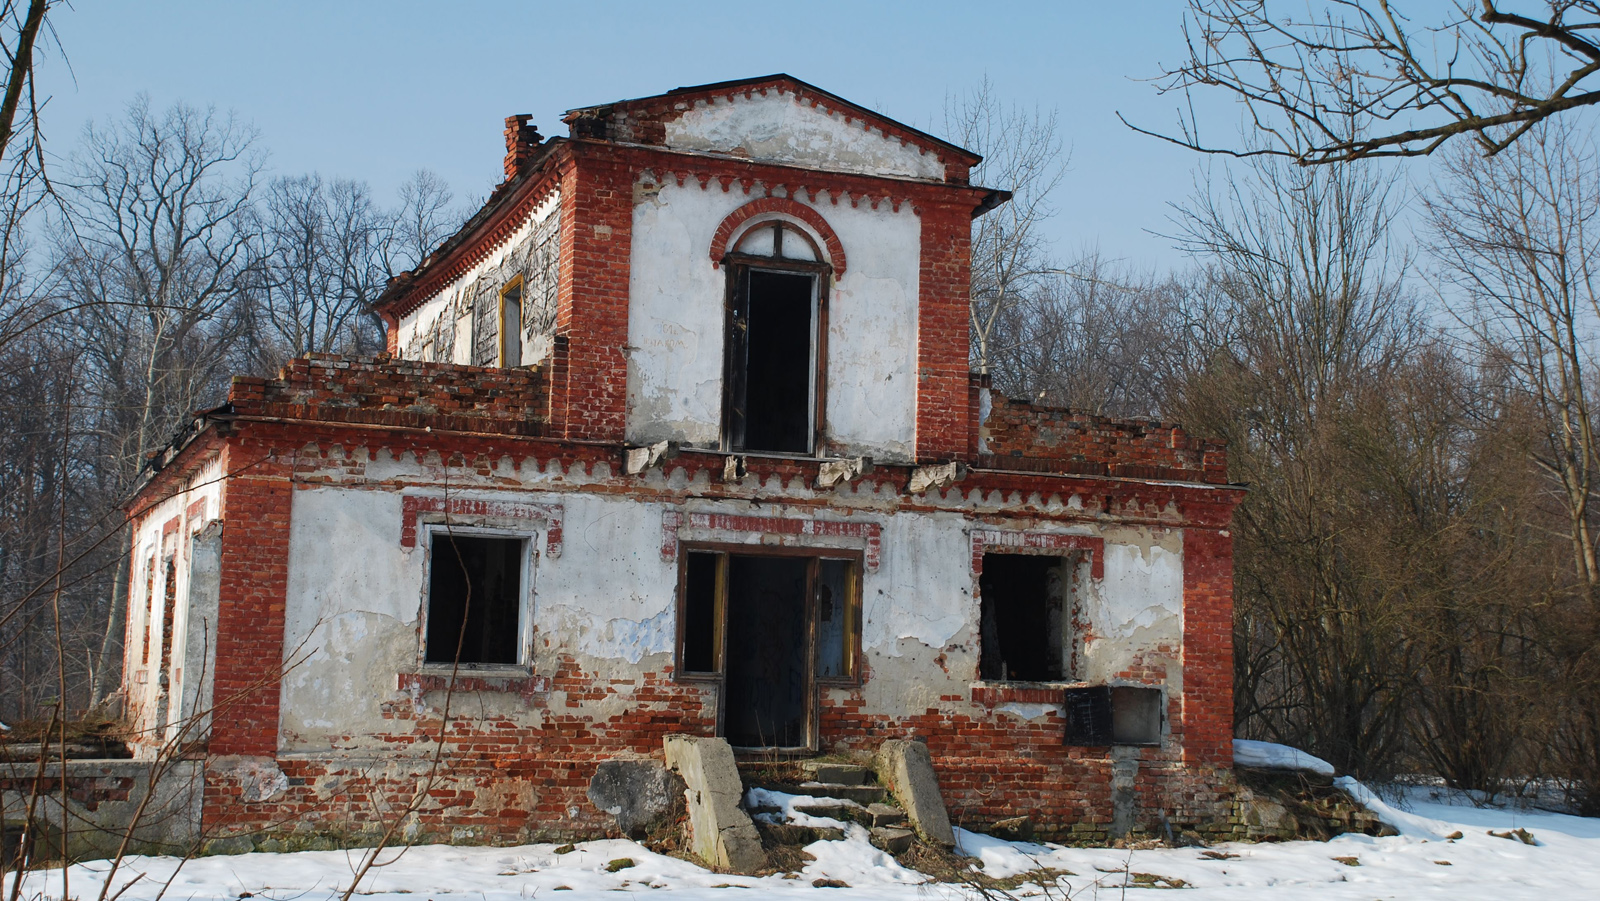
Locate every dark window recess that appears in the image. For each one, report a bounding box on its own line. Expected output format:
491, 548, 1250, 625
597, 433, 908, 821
426, 534, 523, 665
1064, 686, 1164, 746
500, 282, 523, 367
979, 553, 1069, 681
727, 269, 815, 454
681, 551, 723, 674
1111, 686, 1163, 745
1064, 686, 1112, 746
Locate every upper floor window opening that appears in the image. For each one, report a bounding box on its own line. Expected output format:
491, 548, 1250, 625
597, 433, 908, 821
722, 220, 832, 455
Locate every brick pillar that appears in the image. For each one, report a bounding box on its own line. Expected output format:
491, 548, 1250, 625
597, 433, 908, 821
551, 147, 632, 443
1181, 526, 1235, 767
915, 199, 974, 461
207, 436, 292, 757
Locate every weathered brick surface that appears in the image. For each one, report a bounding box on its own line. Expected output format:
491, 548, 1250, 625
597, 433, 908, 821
230, 354, 548, 437
916, 200, 975, 462
979, 396, 1231, 485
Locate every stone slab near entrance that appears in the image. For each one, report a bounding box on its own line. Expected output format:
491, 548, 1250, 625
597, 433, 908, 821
663, 735, 766, 874
876, 739, 955, 847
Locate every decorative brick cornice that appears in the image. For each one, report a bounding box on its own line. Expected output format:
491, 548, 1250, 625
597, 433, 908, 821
401, 495, 564, 558
709, 196, 847, 274
661, 510, 881, 571
970, 528, 1105, 580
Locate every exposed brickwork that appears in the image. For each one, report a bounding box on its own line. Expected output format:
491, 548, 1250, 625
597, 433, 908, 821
916, 200, 975, 461
207, 439, 292, 758
1181, 526, 1235, 769
550, 145, 631, 443
708, 196, 847, 273
230, 354, 548, 437
980, 396, 1231, 485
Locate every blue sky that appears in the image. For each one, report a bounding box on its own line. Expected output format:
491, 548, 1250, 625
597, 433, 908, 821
42, 1, 1245, 271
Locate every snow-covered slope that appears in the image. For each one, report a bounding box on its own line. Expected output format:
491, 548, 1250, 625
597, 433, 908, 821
11, 785, 1598, 900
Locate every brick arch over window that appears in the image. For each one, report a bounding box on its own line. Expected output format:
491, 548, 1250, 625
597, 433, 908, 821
710, 198, 847, 275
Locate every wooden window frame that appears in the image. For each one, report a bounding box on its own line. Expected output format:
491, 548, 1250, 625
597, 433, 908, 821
719, 251, 832, 456
498, 275, 525, 369
416, 524, 537, 673
673, 542, 864, 686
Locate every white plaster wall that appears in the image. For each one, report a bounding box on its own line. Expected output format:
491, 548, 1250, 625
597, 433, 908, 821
124, 454, 225, 754
627, 182, 920, 461
1083, 537, 1184, 683
395, 190, 561, 364
663, 93, 946, 181
272, 476, 1192, 750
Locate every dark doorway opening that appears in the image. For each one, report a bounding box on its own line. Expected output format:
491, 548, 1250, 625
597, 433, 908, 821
426, 534, 523, 665
723, 555, 810, 748
979, 553, 1070, 682
727, 269, 815, 454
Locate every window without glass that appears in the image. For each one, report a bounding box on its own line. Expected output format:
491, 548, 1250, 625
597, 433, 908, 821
678, 548, 860, 749
978, 552, 1079, 682
425, 533, 525, 666
723, 222, 828, 454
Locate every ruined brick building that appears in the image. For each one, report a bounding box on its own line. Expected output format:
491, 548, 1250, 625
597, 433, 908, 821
122, 76, 1241, 849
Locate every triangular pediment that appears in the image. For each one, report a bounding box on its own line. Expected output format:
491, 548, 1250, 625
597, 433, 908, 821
564, 75, 978, 182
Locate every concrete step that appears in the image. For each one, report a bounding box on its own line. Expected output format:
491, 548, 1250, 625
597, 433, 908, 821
754, 781, 888, 805
864, 802, 906, 828
756, 822, 845, 846
799, 761, 874, 786
789, 801, 857, 822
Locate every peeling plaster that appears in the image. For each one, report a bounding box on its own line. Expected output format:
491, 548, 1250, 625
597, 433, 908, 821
664, 93, 946, 181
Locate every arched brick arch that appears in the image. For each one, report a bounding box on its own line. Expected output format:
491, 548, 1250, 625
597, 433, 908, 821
710, 197, 847, 275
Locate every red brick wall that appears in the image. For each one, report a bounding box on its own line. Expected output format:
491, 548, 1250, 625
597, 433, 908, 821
916, 199, 975, 461
230, 354, 548, 437
981, 396, 1230, 485
206, 438, 292, 758
550, 146, 632, 443
1180, 525, 1235, 769
170, 418, 1241, 848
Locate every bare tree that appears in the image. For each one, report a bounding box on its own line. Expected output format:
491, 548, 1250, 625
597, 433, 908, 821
247, 174, 388, 370
1134, 1, 1600, 164
1426, 116, 1600, 810
383, 168, 464, 277
51, 97, 262, 709
1170, 153, 1426, 775
945, 79, 1069, 376
0, 0, 63, 356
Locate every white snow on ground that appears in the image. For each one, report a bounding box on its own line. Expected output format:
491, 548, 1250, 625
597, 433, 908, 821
1233, 738, 1336, 776
7, 784, 1598, 900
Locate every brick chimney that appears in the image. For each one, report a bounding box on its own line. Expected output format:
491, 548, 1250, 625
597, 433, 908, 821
503, 114, 541, 180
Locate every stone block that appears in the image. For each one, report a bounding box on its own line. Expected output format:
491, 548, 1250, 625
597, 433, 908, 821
870, 826, 914, 854
663, 735, 766, 874
874, 740, 954, 847
866, 802, 906, 828
587, 758, 685, 838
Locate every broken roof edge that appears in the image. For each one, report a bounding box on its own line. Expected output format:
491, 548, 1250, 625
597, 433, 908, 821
562, 73, 985, 168
372, 137, 566, 322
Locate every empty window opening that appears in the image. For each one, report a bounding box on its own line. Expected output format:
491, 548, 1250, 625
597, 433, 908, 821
158, 556, 177, 682
979, 553, 1075, 682
735, 221, 820, 262
681, 551, 725, 675
678, 549, 860, 749
726, 268, 817, 454
815, 558, 856, 679
140, 554, 156, 666
426, 534, 524, 666
500, 278, 523, 368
